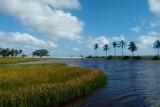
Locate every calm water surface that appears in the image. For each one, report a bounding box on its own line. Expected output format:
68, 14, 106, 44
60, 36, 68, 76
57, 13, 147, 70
19, 59, 160, 107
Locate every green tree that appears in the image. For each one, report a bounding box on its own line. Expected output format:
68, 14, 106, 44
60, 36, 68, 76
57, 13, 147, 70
94, 43, 99, 56
118, 40, 126, 56
112, 42, 117, 56
19, 49, 23, 56
32, 49, 49, 58
10, 49, 17, 57
103, 44, 109, 56
153, 40, 160, 57
128, 41, 138, 56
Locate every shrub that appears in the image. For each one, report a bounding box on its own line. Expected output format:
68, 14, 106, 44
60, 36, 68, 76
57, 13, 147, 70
152, 56, 160, 60
132, 56, 141, 60
122, 56, 130, 60
107, 55, 112, 59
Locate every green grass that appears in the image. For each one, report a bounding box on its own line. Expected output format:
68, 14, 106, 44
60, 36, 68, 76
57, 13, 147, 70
0, 64, 106, 107
0, 58, 46, 64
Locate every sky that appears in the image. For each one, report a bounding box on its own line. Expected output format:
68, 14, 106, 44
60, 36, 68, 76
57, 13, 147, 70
0, 0, 160, 56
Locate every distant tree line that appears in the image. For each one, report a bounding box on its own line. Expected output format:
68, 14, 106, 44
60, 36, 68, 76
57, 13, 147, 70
0, 48, 49, 58
93, 39, 160, 57
0, 48, 22, 57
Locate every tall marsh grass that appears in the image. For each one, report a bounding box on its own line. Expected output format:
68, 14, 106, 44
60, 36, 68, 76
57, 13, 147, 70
0, 64, 106, 107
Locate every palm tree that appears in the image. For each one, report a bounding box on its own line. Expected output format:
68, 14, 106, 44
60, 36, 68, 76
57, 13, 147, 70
128, 41, 138, 56
153, 40, 160, 57
112, 42, 117, 56
94, 43, 99, 56
103, 44, 109, 56
118, 40, 126, 56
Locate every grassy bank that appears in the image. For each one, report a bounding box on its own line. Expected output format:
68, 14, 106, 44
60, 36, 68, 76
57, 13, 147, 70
0, 58, 47, 64
0, 64, 106, 107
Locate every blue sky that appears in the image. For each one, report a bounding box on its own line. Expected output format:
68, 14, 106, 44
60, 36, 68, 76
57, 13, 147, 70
0, 0, 160, 56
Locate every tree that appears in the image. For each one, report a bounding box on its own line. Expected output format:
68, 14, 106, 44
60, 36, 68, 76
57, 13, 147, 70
1, 48, 10, 57
153, 40, 160, 57
32, 49, 49, 58
94, 43, 99, 56
112, 42, 117, 56
14, 50, 19, 57
10, 49, 15, 57
103, 44, 109, 56
118, 40, 126, 56
19, 49, 23, 56
128, 41, 138, 56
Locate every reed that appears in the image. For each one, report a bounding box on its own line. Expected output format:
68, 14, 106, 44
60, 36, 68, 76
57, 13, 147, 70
0, 64, 106, 107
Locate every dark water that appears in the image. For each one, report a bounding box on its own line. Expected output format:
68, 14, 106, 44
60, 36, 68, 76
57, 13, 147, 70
19, 59, 160, 107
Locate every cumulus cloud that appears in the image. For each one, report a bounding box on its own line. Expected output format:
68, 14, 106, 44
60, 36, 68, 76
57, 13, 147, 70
148, 0, 160, 27
86, 35, 126, 49
0, 0, 83, 41
0, 31, 57, 48
136, 31, 160, 49
131, 26, 141, 33
149, 0, 160, 16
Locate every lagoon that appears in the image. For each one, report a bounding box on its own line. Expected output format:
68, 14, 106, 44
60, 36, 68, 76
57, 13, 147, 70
7, 59, 160, 107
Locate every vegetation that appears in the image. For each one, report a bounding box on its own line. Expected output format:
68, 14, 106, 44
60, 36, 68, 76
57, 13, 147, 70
91, 39, 160, 60
0, 48, 23, 57
103, 44, 109, 56
0, 58, 46, 64
94, 43, 99, 57
112, 42, 117, 56
118, 40, 126, 56
153, 40, 160, 57
32, 49, 49, 58
0, 64, 106, 107
128, 41, 138, 56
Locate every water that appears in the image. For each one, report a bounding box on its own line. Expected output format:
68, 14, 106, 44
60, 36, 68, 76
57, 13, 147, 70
18, 59, 160, 107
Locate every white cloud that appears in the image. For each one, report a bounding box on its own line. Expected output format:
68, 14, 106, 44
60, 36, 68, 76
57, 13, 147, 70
111, 35, 125, 42
136, 31, 160, 49
86, 35, 126, 49
0, 31, 57, 48
72, 47, 80, 51
148, 0, 160, 27
0, 0, 83, 41
131, 26, 141, 33
87, 36, 110, 49
149, 0, 160, 16
41, 0, 80, 9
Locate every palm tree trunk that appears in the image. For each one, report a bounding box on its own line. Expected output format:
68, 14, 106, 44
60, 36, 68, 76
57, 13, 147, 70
122, 48, 123, 56
95, 49, 97, 57
158, 48, 160, 57
114, 48, 116, 56
106, 51, 108, 57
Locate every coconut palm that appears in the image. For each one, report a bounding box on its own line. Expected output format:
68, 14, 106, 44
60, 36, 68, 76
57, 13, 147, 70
118, 40, 126, 56
103, 44, 109, 56
153, 40, 160, 57
112, 42, 117, 56
94, 43, 99, 56
128, 41, 138, 56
